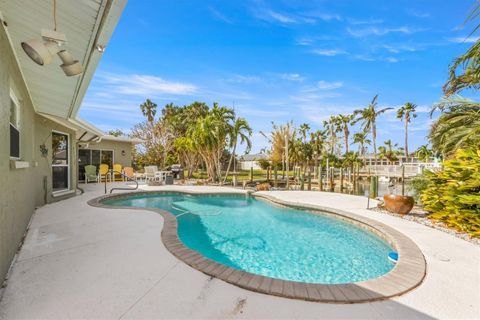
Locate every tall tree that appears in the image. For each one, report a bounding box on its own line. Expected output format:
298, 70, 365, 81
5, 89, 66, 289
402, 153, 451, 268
310, 129, 326, 171
324, 116, 340, 155
354, 95, 393, 160
223, 117, 252, 183
260, 121, 294, 178
443, 2, 480, 95
415, 145, 433, 162
298, 123, 310, 143
397, 102, 417, 161
429, 96, 480, 157
335, 114, 355, 154
107, 129, 124, 137
140, 99, 157, 123
378, 139, 403, 165
190, 103, 235, 182
352, 131, 371, 164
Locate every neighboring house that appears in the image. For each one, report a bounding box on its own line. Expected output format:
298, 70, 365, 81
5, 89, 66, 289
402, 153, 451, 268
0, 1, 127, 283
238, 153, 269, 170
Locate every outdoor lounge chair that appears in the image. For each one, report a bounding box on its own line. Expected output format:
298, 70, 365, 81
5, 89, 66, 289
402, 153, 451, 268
123, 167, 135, 181
145, 165, 166, 182
112, 163, 122, 181
84, 165, 97, 183
98, 164, 111, 182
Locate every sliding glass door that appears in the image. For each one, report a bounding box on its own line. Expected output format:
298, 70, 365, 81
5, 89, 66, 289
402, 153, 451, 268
78, 149, 114, 181
52, 131, 70, 192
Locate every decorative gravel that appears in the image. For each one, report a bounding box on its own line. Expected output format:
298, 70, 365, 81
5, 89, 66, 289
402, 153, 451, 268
370, 205, 480, 246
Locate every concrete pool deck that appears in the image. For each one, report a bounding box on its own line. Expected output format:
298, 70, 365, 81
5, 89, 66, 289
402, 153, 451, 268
0, 184, 479, 319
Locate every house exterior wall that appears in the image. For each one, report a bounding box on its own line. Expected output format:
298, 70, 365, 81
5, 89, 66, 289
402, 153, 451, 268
239, 160, 262, 170
80, 139, 133, 169
0, 25, 77, 283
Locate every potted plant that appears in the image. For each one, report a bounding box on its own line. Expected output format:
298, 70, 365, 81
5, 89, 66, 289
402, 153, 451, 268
383, 165, 414, 215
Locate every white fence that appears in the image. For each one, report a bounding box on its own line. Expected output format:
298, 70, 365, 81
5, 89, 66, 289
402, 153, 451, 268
361, 162, 442, 178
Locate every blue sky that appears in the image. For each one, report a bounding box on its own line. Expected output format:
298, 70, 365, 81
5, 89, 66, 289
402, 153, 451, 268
80, 0, 478, 154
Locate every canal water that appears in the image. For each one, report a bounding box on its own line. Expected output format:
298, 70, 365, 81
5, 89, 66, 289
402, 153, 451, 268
330, 180, 414, 198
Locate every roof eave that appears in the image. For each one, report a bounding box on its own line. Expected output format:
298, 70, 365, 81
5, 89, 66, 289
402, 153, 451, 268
68, 0, 128, 119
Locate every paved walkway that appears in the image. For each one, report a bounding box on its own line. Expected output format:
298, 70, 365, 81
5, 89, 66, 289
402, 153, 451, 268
0, 184, 479, 319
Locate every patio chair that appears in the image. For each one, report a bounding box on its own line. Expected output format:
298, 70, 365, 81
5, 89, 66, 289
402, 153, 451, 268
112, 163, 122, 181
123, 167, 135, 181
98, 164, 111, 182
84, 165, 97, 183
145, 165, 165, 182
144, 165, 158, 181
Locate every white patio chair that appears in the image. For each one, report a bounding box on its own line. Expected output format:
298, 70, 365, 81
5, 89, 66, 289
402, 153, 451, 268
144, 166, 158, 181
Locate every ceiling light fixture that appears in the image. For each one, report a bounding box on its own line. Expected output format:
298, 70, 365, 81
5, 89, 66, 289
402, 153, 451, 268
21, 0, 83, 76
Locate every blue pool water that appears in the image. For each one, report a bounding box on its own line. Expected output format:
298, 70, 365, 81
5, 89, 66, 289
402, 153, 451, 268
104, 193, 395, 284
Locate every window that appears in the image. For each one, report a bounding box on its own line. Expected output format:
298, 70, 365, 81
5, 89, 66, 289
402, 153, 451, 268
52, 131, 69, 192
78, 149, 114, 181
9, 90, 20, 159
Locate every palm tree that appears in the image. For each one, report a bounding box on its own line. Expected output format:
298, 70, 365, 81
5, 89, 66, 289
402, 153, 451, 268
223, 117, 252, 183
140, 99, 157, 122
298, 123, 310, 143
415, 145, 433, 162
429, 96, 480, 157
324, 116, 340, 155
335, 114, 355, 154
352, 131, 371, 164
260, 121, 294, 179
354, 95, 393, 160
190, 103, 234, 182
310, 129, 326, 171
379, 140, 403, 165
443, 2, 480, 96
397, 102, 417, 161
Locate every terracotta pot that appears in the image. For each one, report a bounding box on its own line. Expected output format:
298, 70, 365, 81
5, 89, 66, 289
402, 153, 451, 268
383, 194, 414, 215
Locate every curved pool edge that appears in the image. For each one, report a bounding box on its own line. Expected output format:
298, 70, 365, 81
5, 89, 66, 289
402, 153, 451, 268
87, 190, 426, 304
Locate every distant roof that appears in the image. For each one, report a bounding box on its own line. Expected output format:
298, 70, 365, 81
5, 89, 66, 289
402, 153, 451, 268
239, 153, 268, 161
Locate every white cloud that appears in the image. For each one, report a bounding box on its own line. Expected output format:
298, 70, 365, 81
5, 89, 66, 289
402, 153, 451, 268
317, 80, 343, 90
352, 54, 376, 62
208, 6, 233, 24
315, 13, 342, 21
385, 57, 400, 63
347, 18, 383, 25
225, 74, 261, 84
279, 73, 305, 81
311, 48, 347, 56
408, 10, 430, 18
448, 36, 480, 44
296, 37, 315, 46
346, 26, 426, 37
380, 44, 420, 53
267, 10, 297, 24
99, 73, 197, 96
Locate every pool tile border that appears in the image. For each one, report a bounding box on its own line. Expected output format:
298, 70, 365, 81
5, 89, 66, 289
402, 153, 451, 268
88, 190, 426, 303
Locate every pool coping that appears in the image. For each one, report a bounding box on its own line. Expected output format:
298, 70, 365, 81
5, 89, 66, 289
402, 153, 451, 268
88, 190, 426, 304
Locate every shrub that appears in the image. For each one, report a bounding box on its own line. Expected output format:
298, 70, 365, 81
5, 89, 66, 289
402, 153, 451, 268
257, 158, 271, 170
410, 174, 430, 203
256, 183, 271, 191
421, 148, 480, 237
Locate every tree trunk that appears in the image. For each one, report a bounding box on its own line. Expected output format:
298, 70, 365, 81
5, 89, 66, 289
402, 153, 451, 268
362, 143, 366, 166
405, 116, 409, 162
344, 128, 349, 154
223, 141, 237, 184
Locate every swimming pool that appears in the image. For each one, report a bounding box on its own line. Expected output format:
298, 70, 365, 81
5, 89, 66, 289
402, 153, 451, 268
103, 192, 395, 284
